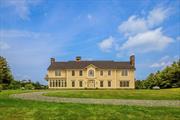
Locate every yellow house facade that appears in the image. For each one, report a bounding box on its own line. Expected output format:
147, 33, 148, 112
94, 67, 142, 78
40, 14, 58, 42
45, 56, 135, 89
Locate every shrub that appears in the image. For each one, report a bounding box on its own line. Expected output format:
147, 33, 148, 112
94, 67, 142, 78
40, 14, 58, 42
25, 84, 35, 90
8, 80, 21, 89
1, 84, 8, 90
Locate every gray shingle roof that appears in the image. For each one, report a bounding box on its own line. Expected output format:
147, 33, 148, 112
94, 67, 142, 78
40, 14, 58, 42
48, 61, 135, 70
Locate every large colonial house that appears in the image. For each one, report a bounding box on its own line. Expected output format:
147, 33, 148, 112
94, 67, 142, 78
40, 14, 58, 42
45, 55, 135, 89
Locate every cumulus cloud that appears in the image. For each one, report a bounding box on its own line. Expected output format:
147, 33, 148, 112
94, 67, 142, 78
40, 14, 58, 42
1, 0, 42, 20
118, 7, 170, 36
147, 7, 170, 27
98, 36, 115, 52
150, 55, 179, 68
117, 6, 172, 54
118, 16, 148, 36
120, 28, 173, 52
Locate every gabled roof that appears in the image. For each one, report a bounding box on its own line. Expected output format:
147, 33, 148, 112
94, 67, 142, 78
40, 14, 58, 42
48, 60, 135, 70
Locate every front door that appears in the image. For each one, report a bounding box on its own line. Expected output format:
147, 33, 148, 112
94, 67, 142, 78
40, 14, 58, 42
87, 80, 95, 88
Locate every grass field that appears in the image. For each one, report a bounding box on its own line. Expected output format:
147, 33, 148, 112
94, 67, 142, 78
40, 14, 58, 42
0, 89, 180, 120
44, 88, 180, 100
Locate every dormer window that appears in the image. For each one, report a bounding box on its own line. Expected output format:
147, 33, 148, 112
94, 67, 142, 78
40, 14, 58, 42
88, 69, 94, 77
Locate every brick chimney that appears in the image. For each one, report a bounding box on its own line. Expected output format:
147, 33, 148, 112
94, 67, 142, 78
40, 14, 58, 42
51, 58, 55, 64
76, 56, 81, 62
130, 55, 135, 67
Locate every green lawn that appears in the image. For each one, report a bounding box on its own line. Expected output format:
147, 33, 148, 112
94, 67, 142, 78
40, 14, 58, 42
0, 90, 180, 120
44, 88, 180, 100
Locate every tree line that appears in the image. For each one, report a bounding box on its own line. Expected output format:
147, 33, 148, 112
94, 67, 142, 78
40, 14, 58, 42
136, 60, 180, 89
0, 56, 47, 91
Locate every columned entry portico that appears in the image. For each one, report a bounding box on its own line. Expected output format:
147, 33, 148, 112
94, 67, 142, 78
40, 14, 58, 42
87, 80, 95, 88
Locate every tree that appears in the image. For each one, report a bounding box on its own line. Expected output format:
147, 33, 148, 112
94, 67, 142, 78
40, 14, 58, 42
33, 81, 41, 89
135, 60, 180, 89
0, 56, 14, 89
135, 80, 145, 89
25, 83, 35, 90
8, 80, 21, 89
0, 84, 2, 92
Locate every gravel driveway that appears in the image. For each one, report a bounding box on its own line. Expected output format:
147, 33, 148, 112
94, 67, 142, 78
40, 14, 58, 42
10, 92, 180, 107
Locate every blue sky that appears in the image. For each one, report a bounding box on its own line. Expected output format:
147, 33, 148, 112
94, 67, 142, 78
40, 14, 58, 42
0, 0, 179, 84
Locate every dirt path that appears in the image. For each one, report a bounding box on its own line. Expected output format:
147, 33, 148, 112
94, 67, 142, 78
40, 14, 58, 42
10, 92, 180, 107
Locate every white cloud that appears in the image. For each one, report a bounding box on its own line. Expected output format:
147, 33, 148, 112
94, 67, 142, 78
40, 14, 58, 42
0, 41, 10, 50
120, 28, 173, 53
118, 15, 148, 36
1, 0, 41, 20
118, 7, 170, 36
98, 36, 115, 52
150, 55, 178, 68
117, 6, 172, 54
147, 7, 170, 28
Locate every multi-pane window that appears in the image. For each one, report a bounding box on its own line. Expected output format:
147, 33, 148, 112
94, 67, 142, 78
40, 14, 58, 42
88, 70, 94, 77
50, 80, 52, 87
55, 70, 61, 76
120, 81, 129, 87
79, 81, 83, 87
58, 80, 66, 87
100, 81, 103, 87
121, 69, 128, 76
72, 81, 75, 87
79, 70, 83, 76
50, 80, 66, 87
108, 81, 111, 87
100, 71, 103, 76
108, 70, 111, 76
52, 80, 55, 87
55, 80, 58, 87
72, 70, 75, 76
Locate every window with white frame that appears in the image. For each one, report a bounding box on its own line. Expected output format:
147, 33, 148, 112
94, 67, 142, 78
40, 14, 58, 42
79, 81, 83, 87
72, 80, 75, 87
79, 70, 83, 76
100, 81, 103, 87
108, 81, 111, 87
88, 69, 94, 77
58, 80, 66, 87
121, 69, 128, 76
120, 81, 129, 87
100, 70, 103, 76
55, 70, 61, 76
108, 70, 111, 76
72, 70, 75, 76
